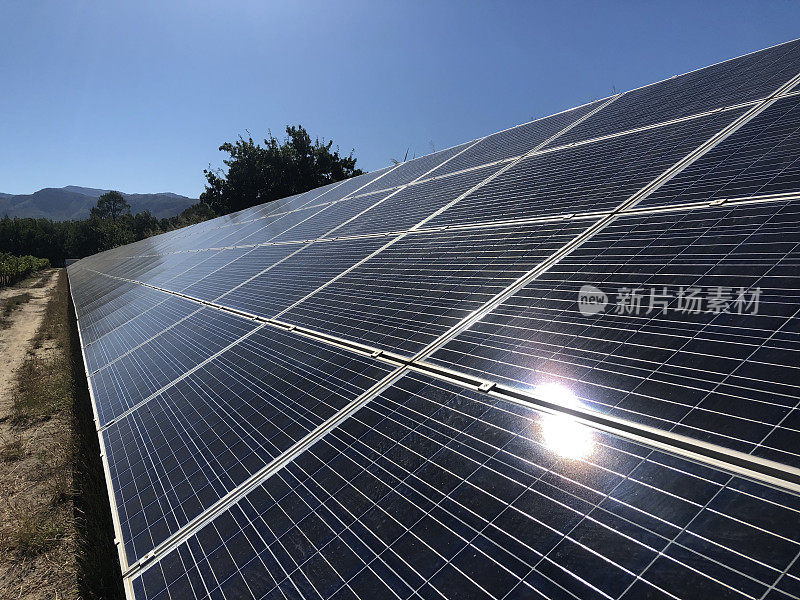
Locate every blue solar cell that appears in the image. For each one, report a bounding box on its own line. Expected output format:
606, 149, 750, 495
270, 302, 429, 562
550, 38, 800, 147
84, 295, 199, 373
282, 220, 591, 355
638, 94, 800, 209
160, 247, 254, 293
428, 200, 800, 466
90, 308, 259, 426
426, 100, 606, 178
181, 243, 306, 302
355, 143, 472, 194
215, 237, 389, 319
103, 326, 394, 562
426, 108, 745, 228
79, 285, 172, 345
269, 191, 391, 243
330, 163, 506, 238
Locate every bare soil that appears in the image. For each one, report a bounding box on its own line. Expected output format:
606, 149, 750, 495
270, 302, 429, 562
0, 269, 79, 599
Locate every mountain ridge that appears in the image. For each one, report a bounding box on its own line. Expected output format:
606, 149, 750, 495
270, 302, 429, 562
0, 186, 197, 220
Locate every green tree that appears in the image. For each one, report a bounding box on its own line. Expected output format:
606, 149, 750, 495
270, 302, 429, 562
200, 125, 363, 214
90, 191, 131, 221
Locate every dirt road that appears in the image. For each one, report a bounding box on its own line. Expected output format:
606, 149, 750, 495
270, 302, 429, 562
0, 269, 79, 599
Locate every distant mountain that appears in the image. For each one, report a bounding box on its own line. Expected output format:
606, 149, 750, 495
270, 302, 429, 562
0, 186, 197, 220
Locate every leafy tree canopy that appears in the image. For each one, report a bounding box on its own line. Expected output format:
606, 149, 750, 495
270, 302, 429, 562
90, 190, 131, 221
200, 125, 363, 214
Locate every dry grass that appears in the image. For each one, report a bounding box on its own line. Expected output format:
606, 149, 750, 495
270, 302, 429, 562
9, 509, 67, 557
0, 434, 24, 462
0, 269, 123, 599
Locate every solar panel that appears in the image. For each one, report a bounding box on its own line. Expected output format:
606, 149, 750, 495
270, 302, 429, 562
66, 39, 800, 599
354, 142, 473, 194
549, 38, 800, 147
214, 237, 390, 319
639, 94, 800, 208
425, 108, 746, 227
425, 99, 609, 178
90, 307, 259, 426
329, 163, 507, 238
84, 295, 200, 373
427, 199, 800, 465
181, 244, 307, 303
281, 220, 593, 355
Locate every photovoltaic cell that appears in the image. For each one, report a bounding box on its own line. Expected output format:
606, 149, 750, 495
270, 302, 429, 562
429, 200, 800, 465
102, 326, 394, 562
426, 108, 745, 228
297, 167, 394, 204
160, 247, 254, 293
282, 220, 592, 356
215, 237, 389, 319
181, 243, 306, 302
355, 142, 472, 194
329, 164, 506, 239
551, 38, 800, 147
79, 284, 172, 345
90, 308, 259, 426
222, 205, 331, 248
639, 94, 800, 209
132, 373, 800, 600
84, 295, 200, 373
237, 187, 337, 222
73, 279, 143, 323
270, 191, 391, 243
426, 100, 606, 178
138, 253, 221, 287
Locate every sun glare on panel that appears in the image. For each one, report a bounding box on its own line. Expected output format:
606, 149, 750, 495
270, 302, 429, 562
535, 382, 595, 460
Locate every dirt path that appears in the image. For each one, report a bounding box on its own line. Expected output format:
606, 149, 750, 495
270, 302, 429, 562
0, 270, 59, 412
0, 269, 79, 599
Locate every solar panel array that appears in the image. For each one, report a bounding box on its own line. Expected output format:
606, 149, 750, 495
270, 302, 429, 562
67, 39, 800, 600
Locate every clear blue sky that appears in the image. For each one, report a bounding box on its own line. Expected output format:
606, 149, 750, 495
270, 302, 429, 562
1, 0, 798, 198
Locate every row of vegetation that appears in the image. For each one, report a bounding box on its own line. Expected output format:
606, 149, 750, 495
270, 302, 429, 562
0, 125, 363, 266
0, 252, 50, 287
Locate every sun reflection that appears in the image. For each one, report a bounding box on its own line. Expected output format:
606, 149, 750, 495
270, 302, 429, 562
534, 382, 595, 460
